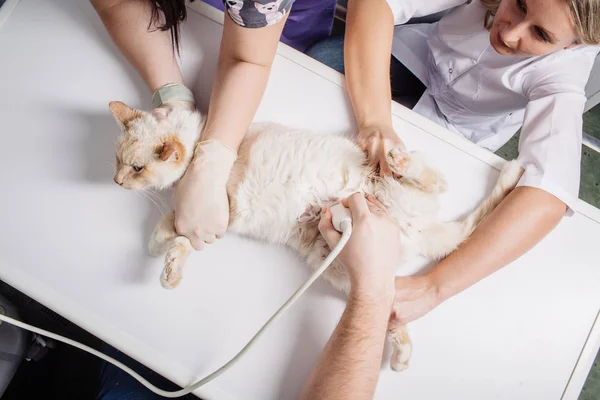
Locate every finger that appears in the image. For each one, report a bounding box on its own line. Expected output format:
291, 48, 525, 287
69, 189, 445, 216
318, 207, 342, 249
345, 192, 370, 219
189, 237, 206, 251
366, 140, 380, 167
380, 163, 392, 177
379, 144, 393, 177
365, 194, 386, 211
380, 158, 393, 176
203, 234, 217, 245
393, 138, 407, 153
367, 144, 379, 168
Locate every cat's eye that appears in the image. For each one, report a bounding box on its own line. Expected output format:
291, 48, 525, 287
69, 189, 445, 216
133, 165, 144, 173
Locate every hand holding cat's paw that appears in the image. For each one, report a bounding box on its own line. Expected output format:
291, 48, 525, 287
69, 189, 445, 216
174, 140, 237, 250
357, 124, 407, 177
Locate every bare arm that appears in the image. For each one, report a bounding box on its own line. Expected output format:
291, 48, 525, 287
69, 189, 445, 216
173, 15, 286, 249
300, 195, 401, 400
344, 0, 395, 130
299, 290, 393, 400
434, 186, 565, 300
90, 0, 183, 92
343, 0, 403, 175
393, 186, 566, 323
201, 15, 287, 150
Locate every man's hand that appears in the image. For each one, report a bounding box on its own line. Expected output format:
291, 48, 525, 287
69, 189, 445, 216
174, 140, 237, 250
301, 192, 401, 400
357, 124, 406, 176
318, 193, 402, 297
390, 275, 441, 325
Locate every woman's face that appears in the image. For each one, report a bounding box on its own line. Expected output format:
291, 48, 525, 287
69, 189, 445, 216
489, 0, 578, 56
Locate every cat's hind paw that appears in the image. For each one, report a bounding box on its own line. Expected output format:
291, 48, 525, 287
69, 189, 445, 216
390, 342, 412, 371
388, 323, 412, 372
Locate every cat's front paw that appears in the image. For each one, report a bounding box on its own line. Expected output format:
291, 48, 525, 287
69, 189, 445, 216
160, 253, 184, 289
149, 237, 166, 258
159, 239, 192, 289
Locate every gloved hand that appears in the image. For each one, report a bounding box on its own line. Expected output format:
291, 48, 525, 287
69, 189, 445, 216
357, 124, 407, 176
174, 140, 237, 250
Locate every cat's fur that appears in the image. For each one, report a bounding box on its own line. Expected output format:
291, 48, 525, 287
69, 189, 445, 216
109, 101, 523, 371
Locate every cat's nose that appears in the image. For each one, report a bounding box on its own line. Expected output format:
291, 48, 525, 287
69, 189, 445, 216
114, 176, 123, 185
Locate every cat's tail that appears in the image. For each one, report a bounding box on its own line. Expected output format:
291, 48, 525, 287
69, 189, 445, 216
416, 160, 523, 259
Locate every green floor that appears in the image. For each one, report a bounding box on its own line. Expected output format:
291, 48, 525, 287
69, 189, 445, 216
496, 108, 600, 400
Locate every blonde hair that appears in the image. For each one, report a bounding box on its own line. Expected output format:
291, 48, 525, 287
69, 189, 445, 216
480, 0, 600, 44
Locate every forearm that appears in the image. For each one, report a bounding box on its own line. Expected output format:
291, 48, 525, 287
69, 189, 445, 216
299, 288, 393, 400
201, 16, 285, 151
91, 0, 183, 93
344, 0, 395, 129
431, 186, 566, 301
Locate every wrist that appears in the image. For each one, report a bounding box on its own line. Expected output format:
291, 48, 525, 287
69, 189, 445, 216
152, 83, 195, 109
357, 122, 395, 140
356, 116, 393, 133
350, 278, 395, 309
190, 140, 237, 176
425, 269, 450, 304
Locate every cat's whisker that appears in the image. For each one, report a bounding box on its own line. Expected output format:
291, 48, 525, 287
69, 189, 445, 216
142, 189, 167, 215
147, 190, 169, 215
146, 189, 169, 212
139, 190, 164, 215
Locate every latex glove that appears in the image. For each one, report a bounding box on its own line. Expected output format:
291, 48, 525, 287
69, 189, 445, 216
389, 275, 441, 325
152, 83, 196, 111
174, 140, 237, 250
318, 193, 402, 298
357, 124, 407, 176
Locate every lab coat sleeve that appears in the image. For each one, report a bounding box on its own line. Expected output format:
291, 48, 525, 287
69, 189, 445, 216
517, 76, 587, 216
385, 0, 469, 25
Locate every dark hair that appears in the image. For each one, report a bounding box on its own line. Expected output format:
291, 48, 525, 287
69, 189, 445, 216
149, 0, 196, 53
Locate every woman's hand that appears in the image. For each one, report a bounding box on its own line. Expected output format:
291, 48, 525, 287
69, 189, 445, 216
357, 124, 407, 176
174, 140, 237, 250
389, 275, 441, 325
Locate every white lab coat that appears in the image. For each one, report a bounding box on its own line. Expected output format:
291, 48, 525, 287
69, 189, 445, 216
387, 0, 600, 214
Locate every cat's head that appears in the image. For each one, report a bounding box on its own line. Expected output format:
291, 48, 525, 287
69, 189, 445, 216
109, 101, 201, 191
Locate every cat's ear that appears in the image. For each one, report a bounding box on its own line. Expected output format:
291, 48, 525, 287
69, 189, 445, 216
158, 138, 185, 162
109, 101, 142, 128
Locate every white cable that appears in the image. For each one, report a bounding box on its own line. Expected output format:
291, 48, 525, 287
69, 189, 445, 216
0, 221, 352, 398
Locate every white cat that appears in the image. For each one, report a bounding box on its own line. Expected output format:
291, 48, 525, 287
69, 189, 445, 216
109, 101, 523, 371
255, 0, 284, 26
